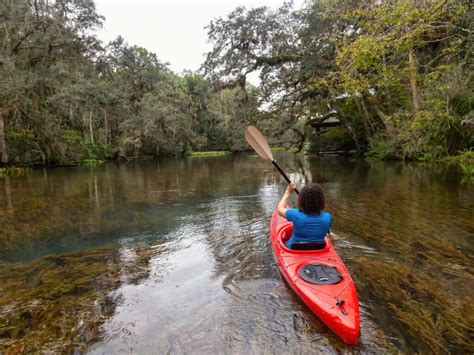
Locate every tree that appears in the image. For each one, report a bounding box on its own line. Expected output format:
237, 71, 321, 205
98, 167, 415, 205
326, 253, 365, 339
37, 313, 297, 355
203, 0, 473, 159
335, 0, 473, 157
0, 0, 104, 164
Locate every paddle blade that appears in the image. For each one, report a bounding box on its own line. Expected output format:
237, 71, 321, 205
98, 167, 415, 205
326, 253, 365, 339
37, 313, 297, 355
245, 126, 273, 161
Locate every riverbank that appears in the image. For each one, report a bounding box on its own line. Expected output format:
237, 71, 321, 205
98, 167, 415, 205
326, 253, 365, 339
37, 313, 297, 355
1, 149, 472, 181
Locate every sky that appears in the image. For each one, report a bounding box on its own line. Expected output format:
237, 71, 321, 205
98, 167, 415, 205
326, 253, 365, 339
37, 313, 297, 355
94, 0, 305, 75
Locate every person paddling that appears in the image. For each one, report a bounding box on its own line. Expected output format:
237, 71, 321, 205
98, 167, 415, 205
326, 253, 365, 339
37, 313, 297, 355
277, 182, 332, 250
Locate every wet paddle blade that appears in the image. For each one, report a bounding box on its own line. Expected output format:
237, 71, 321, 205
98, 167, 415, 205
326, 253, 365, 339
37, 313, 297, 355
245, 126, 273, 161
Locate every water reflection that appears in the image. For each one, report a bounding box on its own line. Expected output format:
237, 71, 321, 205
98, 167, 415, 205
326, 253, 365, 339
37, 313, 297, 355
1, 153, 472, 353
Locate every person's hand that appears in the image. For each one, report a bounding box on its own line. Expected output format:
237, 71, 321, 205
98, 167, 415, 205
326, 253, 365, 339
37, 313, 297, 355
286, 181, 297, 195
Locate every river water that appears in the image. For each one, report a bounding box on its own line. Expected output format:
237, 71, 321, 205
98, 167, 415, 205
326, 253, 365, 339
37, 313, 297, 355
0, 153, 472, 353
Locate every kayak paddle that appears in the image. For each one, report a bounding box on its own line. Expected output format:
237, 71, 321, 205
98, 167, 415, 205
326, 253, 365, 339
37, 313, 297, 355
245, 125, 299, 195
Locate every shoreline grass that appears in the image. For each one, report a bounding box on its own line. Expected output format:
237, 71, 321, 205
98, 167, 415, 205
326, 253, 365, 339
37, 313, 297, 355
186, 151, 231, 157
0, 167, 32, 177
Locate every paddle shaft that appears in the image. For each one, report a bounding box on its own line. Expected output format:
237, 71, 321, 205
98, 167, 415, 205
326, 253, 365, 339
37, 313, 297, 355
272, 160, 299, 195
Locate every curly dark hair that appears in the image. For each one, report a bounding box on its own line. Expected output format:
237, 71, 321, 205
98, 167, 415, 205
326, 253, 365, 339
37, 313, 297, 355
297, 183, 325, 215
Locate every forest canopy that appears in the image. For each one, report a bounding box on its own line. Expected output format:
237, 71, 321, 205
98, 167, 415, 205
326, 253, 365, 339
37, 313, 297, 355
0, 0, 472, 165
0, 0, 260, 165
203, 0, 473, 160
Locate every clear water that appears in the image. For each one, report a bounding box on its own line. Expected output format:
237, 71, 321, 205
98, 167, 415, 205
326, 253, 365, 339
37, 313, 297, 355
0, 153, 472, 353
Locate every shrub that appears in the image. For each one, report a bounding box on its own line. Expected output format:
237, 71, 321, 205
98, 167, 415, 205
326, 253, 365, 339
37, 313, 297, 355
366, 133, 400, 160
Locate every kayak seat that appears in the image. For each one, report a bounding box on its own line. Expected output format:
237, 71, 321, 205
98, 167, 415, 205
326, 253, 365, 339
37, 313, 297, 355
291, 241, 326, 250
299, 263, 343, 285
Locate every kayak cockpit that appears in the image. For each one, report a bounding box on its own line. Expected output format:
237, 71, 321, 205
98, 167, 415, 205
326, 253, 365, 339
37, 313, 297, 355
277, 223, 331, 253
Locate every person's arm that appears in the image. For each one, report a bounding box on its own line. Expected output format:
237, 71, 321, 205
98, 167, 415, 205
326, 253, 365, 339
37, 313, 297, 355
277, 182, 297, 217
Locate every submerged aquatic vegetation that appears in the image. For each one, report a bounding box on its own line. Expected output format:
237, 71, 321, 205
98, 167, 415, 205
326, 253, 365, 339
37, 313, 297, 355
0, 153, 472, 352
0, 242, 166, 352
324, 161, 473, 352
0, 193, 154, 262
0, 247, 120, 352
354, 257, 474, 353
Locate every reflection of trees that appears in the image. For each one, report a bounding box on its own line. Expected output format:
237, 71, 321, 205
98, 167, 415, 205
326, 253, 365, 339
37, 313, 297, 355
303, 156, 473, 260
199, 196, 274, 288
0, 155, 275, 261
3, 176, 12, 213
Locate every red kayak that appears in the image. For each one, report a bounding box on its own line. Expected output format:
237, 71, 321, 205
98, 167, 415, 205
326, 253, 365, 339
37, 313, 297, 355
270, 209, 360, 344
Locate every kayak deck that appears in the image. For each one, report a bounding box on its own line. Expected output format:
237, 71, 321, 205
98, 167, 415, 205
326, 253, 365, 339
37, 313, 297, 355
270, 210, 360, 345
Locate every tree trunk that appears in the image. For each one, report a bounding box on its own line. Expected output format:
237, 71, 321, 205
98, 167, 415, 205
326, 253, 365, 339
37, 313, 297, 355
360, 97, 376, 133
82, 114, 89, 140
381, 54, 392, 102
89, 110, 94, 144
316, 127, 321, 156
103, 110, 109, 145
409, 47, 420, 115
354, 96, 372, 138
325, 100, 362, 152
337, 110, 361, 151
291, 128, 305, 152
374, 105, 398, 138
0, 111, 8, 164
